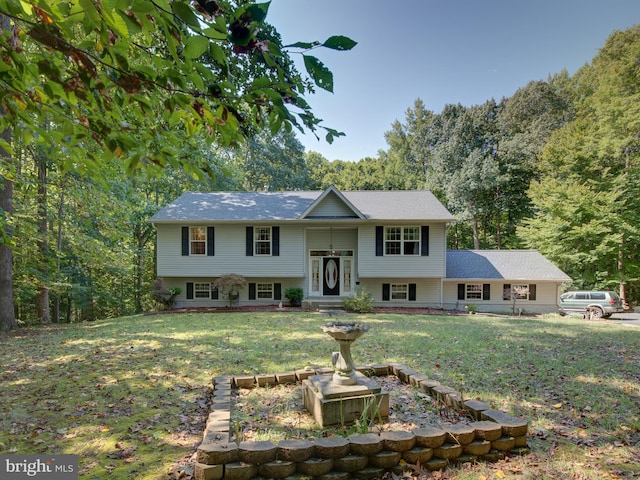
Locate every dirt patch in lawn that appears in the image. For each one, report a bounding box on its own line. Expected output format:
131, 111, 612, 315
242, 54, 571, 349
230, 375, 472, 443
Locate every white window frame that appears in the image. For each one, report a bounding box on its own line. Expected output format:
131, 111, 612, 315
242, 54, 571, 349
256, 283, 273, 299
311, 259, 320, 293
343, 259, 352, 293
385, 227, 420, 256
511, 284, 530, 300
194, 282, 211, 299
190, 227, 206, 255
465, 283, 482, 300
254, 227, 272, 256
391, 283, 408, 300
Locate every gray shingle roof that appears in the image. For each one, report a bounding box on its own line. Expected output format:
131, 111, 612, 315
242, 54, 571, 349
150, 189, 455, 222
446, 250, 570, 281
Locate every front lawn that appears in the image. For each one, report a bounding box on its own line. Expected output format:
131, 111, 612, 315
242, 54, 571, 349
1, 311, 639, 479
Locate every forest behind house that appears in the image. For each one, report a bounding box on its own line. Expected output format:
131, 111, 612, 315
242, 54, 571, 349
4, 23, 640, 325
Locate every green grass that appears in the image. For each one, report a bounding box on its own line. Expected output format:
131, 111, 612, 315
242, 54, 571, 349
1, 311, 639, 479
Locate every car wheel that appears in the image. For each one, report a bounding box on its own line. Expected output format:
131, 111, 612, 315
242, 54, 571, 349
590, 307, 604, 319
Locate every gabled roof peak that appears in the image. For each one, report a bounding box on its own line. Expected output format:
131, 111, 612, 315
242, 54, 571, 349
299, 185, 366, 219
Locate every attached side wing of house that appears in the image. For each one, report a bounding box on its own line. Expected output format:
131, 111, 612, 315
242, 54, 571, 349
443, 250, 571, 314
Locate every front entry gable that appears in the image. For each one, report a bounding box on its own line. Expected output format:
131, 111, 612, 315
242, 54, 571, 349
300, 185, 365, 219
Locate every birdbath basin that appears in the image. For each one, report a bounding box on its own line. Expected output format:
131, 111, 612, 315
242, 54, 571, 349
322, 321, 369, 386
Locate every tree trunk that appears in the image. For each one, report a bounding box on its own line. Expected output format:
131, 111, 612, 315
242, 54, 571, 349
472, 215, 480, 250
134, 224, 144, 313
0, 175, 16, 331
36, 152, 50, 324
53, 187, 65, 323
0, 14, 17, 331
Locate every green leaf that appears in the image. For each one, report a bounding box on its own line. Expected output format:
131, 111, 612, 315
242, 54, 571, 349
244, 2, 270, 23
108, 10, 130, 39
322, 35, 357, 51
285, 41, 319, 49
202, 27, 227, 41
172, 1, 201, 28
183, 36, 209, 60
303, 55, 333, 92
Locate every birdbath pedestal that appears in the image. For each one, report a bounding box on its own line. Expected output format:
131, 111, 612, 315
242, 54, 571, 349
302, 321, 389, 427
322, 321, 368, 386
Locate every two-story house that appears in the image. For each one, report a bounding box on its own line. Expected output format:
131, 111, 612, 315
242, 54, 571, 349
150, 186, 570, 313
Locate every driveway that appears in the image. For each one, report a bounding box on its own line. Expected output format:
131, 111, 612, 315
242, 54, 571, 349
562, 311, 640, 327
608, 311, 640, 327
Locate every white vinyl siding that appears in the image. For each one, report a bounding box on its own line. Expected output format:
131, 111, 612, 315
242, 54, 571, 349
442, 281, 563, 314
305, 191, 359, 217
156, 224, 305, 277
357, 278, 442, 307
358, 224, 447, 278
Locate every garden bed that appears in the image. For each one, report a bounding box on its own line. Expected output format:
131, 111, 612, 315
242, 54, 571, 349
195, 363, 529, 479
230, 375, 471, 443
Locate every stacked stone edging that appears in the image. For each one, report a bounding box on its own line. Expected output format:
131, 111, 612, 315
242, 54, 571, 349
195, 364, 529, 480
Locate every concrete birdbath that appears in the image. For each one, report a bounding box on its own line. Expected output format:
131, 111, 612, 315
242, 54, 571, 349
302, 321, 388, 427
322, 321, 369, 386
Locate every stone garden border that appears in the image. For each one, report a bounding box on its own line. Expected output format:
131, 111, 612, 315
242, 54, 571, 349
194, 363, 529, 480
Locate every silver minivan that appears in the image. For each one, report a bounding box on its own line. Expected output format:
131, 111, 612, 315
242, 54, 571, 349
559, 291, 625, 319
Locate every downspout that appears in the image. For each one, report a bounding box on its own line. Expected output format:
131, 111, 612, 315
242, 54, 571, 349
441, 222, 453, 309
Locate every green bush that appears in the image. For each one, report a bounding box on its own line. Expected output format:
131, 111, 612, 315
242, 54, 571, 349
284, 287, 304, 306
342, 288, 374, 313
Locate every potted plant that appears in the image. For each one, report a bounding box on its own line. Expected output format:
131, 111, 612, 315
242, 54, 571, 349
284, 287, 304, 307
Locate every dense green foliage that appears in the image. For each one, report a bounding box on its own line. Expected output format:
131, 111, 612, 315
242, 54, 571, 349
0, 0, 355, 328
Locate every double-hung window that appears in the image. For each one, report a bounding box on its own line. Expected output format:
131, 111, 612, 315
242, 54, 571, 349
255, 227, 271, 255
256, 283, 273, 299
391, 284, 408, 300
465, 283, 483, 300
190, 227, 206, 255
385, 227, 420, 255
511, 284, 530, 300
194, 282, 211, 298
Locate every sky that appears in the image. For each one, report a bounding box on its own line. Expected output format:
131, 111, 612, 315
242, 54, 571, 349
267, 0, 640, 162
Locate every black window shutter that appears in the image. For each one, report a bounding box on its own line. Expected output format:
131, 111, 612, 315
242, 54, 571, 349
186, 282, 194, 299
248, 283, 256, 300
457, 283, 465, 300
246, 227, 254, 256
529, 284, 537, 301
482, 283, 490, 301
382, 283, 390, 301
375, 226, 384, 256
421, 226, 429, 256
409, 283, 417, 301
212, 287, 219, 300
272, 227, 280, 256
274, 283, 282, 300
502, 284, 511, 301
182, 227, 189, 256
207, 226, 215, 256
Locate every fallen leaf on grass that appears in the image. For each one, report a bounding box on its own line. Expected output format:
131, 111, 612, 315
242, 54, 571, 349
108, 445, 138, 459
